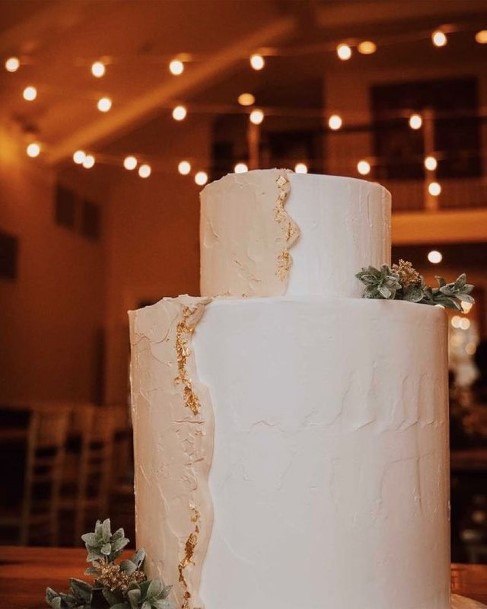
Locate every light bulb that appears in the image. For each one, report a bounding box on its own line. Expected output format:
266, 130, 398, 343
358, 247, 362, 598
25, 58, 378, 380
475, 30, 487, 44
460, 318, 471, 331
465, 342, 476, 355
123, 156, 137, 170
428, 182, 441, 196
250, 54, 265, 70
427, 250, 442, 264
336, 43, 352, 60
234, 162, 248, 174
432, 30, 447, 47
328, 114, 342, 130
97, 97, 112, 112
409, 113, 422, 129
249, 109, 264, 125
169, 59, 184, 75
294, 162, 308, 174
172, 105, 187, 121
357, 160, 371, 175
23, 86, 37, 101
138, 164, 151, 178
91, 61, 106, 78
178, 160, 191, 175
82, 154, 95, 169
358, 41, 376, 55
238, 93, 255, 106
73, 150, 86, 164
424, 156, 437, 171
195, 171, 208, 186
5, 56, 20, 72
26, 142, 41, 158
451, 316, 462, 329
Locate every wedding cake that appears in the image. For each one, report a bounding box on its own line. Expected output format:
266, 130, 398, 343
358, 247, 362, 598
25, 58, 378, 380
129, 170, 477, 609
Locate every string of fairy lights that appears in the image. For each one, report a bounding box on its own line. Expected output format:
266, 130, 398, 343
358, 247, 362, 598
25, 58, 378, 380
5, 24, 487, 187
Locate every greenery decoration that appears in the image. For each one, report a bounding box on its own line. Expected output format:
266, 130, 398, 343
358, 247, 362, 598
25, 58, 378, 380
46, 519, 173, 609
356, 260, 474, 311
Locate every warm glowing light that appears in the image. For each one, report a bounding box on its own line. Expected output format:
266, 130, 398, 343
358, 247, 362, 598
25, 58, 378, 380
328, 114, 342, 130
82, 154, 95, 169
23, 86, 37, 101
428, 181, 442, 196
427, 249, 442, 264
234, 162, 248, 174
123, 155, 137, 170
451, 316, 462, 329
195, 171, 208, 186
294, 162, 308, 174
462, 301, 473, 314
138, 164, 151, 178
432, 30, 447, 47
465, 342, 476, 355
336, 43, 352, 60
91, 61, 106, 78
357, 160, 371, 175
5, 56, 20, 72
73, 150, 86, 164
358, 41, 376, 55
178, 160, 191, 175
249, 108, 264, 125
172, 105, 187, 121
409, 113, 422, 129
424, 155, 437, 171
250, 54, 265, 70
475, 30, 487, 44
169, 59, 184, 75
459, 318, 471, 331
238, 92, 255, 106
26, 142, 41, 158
97, 97, 112, 112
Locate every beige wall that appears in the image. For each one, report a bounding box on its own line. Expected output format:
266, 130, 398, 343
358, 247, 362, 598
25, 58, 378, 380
0, 126, 105, 403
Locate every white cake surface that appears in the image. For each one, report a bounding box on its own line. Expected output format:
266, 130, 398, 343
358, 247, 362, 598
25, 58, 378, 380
200, 170, 391, 298
130, 296, 451, 609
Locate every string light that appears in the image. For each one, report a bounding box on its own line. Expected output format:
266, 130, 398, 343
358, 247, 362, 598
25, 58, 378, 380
82, 154, 95, 169
357, 160, 371, 175
250, 54, 265, 70
475, 30, 487, 44
138, 164, 151, 178
460, 318, 471, 330
238, 93, 255, 106
294, 162, 308, 174
73, 150, 86, 164
328, 114, 342, 130
427, 250, 442, 264
26, 142, 41, 158
428, 181, 441, 196
97, 97, 112, 112
123, 155, 137, 170
178, 160, 191, 175
432, 30, 447, 47
234, 162, 248, 174
465, 343, 476, 355
358, 41, 377, 55
409, 113, 422, 129
172, 105, 187, 121
336, 43, 352, 60
91, 61, 106, 78
249, 108, 264, 125
169, 59, 184, 75
5, 56, 20, 72
424, 155, 437, 171
195, 171, 208, 185
23, 86, 37, 101
451, 316, 462, 329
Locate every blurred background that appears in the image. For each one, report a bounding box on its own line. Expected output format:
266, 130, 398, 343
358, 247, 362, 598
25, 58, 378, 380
0, 0, 486, 562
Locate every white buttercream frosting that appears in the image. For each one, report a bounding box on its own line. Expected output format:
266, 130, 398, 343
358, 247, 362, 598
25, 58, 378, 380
200, 170, 390, 298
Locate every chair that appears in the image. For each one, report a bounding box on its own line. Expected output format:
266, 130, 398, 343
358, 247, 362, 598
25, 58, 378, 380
0, 405, 70, 545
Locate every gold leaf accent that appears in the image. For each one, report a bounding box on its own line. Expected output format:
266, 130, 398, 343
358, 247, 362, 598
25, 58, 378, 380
175, 306, 200, 415
178, 507, 200, 609
274, 169, 300, 281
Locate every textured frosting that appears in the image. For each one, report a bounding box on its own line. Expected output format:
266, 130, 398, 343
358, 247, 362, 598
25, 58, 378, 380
132, 296, 453, 609
129, 296, 213, 609
200, 170, 390, 298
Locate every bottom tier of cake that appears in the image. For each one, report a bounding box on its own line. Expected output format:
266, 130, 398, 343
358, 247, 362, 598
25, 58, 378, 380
130, 296, 451, 609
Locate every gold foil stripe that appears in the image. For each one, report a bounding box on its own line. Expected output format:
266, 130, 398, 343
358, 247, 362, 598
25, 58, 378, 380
178, 507, 200, 609
274, 169, 300, 281
175, 306, 200, 415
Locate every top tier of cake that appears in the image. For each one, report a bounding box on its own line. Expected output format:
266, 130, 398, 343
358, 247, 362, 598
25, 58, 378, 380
200, 169, 391, 298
